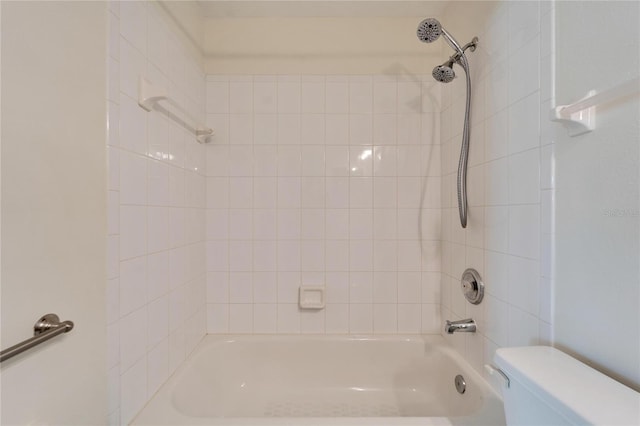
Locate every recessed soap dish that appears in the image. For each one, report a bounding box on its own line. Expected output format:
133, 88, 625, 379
299, 286, 325, 309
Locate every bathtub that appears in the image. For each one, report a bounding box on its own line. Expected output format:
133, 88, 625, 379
132, 335, 505, 426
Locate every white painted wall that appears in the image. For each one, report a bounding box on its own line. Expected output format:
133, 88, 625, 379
1, 2, 107, 424
157, 0, 205, 53
553, 0, 640, 391
106, 1, 207, 423
202, 17, 443, 74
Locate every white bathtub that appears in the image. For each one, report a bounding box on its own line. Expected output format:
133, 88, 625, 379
132, 335, 505, 426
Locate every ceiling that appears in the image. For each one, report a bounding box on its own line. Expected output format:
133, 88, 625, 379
196, 0, 449, 18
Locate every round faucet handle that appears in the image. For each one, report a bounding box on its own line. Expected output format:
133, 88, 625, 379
461, 268, 484, 305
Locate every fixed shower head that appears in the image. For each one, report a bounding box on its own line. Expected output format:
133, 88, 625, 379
416, 18, 442, 43
432, 62, 455, 83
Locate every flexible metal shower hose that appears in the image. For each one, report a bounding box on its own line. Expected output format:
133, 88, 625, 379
457, 53, 471, 229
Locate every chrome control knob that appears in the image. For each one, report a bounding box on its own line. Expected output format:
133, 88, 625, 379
461, 268, 484, 305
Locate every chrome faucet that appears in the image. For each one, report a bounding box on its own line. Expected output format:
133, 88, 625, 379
445, 318, 476, 334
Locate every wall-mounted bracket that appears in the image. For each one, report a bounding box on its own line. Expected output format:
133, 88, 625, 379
550, 76, 639, 138
551, 90, 596, 137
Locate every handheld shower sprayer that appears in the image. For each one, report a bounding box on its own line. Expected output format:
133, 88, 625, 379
432, 60, 455, 83
417, 18, 478, 229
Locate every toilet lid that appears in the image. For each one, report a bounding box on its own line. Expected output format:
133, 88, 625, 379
495, 346, 640, 426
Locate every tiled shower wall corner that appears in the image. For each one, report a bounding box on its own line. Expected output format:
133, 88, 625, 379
439, 0, 554, 390
106, 2, 207, 424
205, 75, 442, 334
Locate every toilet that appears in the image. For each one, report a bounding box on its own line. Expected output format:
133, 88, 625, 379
494, 346, 640, 425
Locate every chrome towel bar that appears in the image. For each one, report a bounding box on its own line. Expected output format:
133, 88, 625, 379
0, 313, 74, 363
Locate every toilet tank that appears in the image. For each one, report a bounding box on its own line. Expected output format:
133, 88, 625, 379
494, 346, 640, 426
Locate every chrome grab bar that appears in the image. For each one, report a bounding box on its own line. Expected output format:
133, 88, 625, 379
0, 313, 74, 363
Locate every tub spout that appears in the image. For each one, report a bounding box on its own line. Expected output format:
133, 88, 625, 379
445, 318, 476, 334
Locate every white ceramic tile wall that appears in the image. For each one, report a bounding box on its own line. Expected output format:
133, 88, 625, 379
107, 2, 206, 424
205, 74, 442, 335
105, 0, 557, 418
439, 0, 554, 389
